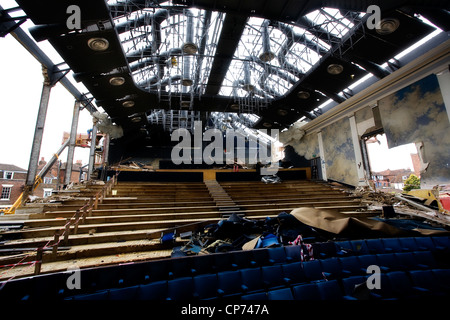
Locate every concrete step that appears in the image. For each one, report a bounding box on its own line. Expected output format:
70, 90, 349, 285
24, 211, 221, 228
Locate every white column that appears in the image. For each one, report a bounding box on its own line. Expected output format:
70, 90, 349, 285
349, 116, 368, 186
317, 132, 327, 181
437, 70, 450, 125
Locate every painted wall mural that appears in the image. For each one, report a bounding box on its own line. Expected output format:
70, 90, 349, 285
378, 74, 450, 187
321, 117, 359, 186
280, 123, 319, 160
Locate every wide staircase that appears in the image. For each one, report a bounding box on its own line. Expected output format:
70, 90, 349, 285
219, 180, 365, 219
0, 179, 363, 280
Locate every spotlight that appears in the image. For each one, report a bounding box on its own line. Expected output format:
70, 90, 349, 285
376, 18, 400, 35
327, 64, 344, 75
122, 100, 135, 108
87, 38, 109, 51
259, 51, 275, 62
182, 42, 198, 54
297, 91, 310, 99
109, 77, 125, 86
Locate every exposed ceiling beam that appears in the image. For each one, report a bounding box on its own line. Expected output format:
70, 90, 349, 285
204, 13, 248, 95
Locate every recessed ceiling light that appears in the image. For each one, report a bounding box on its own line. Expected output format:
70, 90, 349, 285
109, 76, 125, 86
263, 122, 272, 128
376, 18, 400, 35
87, 38, 109, 51
327, 64, 344, 75
297, 91, 310, 99
182, 42, 198, 54
277, 109, 288, 116
259, 51, 275, 62
230, 104, 239, 110
131, 116, 141, 123
122, 100, 135, 108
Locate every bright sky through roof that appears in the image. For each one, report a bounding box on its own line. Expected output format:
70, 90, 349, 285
0, 0, 444, 173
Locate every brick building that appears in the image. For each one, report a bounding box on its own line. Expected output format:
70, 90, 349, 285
410, 153, 421, 178
0, 164, 27, 206
371, 168, 414, 190
0, 159, 87, 207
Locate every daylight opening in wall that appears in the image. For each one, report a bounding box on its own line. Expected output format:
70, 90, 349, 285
365, 133, 420, 193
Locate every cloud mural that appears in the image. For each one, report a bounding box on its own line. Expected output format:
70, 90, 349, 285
280, 122, 319, 160
379, 74, 450, 187
322, 117, 359, 186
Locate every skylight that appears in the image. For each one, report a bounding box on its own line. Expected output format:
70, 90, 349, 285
108, 1, 363, 114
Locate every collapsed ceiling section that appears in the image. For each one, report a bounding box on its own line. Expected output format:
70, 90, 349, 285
14, 0, 448, 141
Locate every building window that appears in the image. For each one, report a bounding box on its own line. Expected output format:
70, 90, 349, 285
1, 186, 12, 200
43, 188, 53, 198
3, 171, 14, 179
43, 177, 53, 184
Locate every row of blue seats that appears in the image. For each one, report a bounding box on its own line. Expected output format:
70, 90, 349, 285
65, 251, 443, 301
321, 251, 442, 279
68, 236, 449, 293
2, 236, 448, 300
0, 246, 302, 300
242, 269, 450, 300
66, 268, 450, 301
336, 236, 450, 255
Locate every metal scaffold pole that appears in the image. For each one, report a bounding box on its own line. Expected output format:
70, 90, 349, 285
87, 123, 98, 180
64, 100, 81, 186
25, 67, 53, 188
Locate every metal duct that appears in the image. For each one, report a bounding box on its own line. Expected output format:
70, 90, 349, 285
259, 20, 275, 62
258, 72, 281, 97
271, 21, 328, 78
272, 21, 329, 56
116, 9, 169, 34
193, 10, 212, 93
144, 75, 182, 90
242, 60, 254, 92
249, 55, 297, 85
130, 48, 182, 77
238, 80, 270, 99
182, 11, 198, 54
182, 11, 197, 92
182, 55, 193, 89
